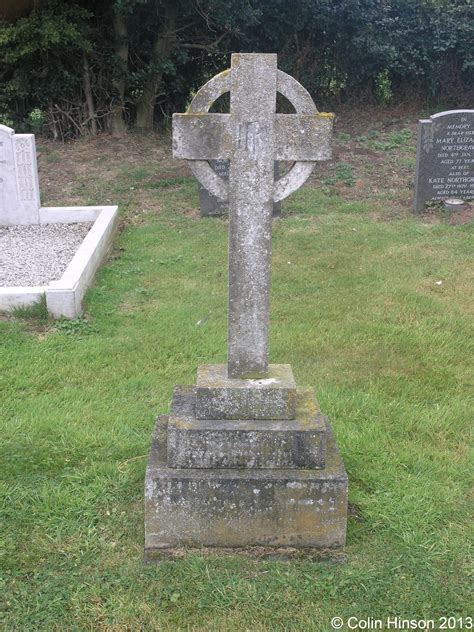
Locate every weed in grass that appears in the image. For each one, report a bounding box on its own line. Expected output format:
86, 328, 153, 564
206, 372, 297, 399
370, 128, 413, 151
397, 156, 417, 169
337, 132, 351, 142
356, 131, 380, 142
367, 129, 380, 139
54, 316, 97, 335
356, 128, 413, 153
323, 162, 355, 186
386, 128, 412, 147
10, 295, 49, 322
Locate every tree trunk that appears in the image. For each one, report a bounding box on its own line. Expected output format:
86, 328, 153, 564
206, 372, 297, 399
82, 52, 98, 135
135, 3, 176, 130
110, 10, 128, 136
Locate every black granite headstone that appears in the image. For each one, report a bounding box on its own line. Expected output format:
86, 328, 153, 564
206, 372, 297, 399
199, 159, 281, 217
414, 110, 474, 212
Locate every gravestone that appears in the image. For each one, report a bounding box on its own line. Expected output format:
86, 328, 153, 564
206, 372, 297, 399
414, 110, 474, 213
145, 53, 347, 556
0, 124, 41, 225
199, 159, 281, 217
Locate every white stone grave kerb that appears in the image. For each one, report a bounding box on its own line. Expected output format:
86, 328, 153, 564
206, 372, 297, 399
0, 125, 118, 317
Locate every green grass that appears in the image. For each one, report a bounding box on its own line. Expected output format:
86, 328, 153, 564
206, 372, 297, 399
1, 178, 472, 630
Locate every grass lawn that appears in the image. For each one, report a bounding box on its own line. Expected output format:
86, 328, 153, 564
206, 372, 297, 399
1, 110, 473, 630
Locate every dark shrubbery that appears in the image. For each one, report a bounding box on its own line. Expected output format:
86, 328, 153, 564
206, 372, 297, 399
0, 0, 472, 137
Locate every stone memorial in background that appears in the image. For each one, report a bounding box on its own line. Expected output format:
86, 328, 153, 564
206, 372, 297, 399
0, 123, 118, 318
198, 159, 281, 217
414, 110, 474, 213
0, 124, 41, 224
144, 53, 347, 556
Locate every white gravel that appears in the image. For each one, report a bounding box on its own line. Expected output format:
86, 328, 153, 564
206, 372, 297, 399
0, 223, 92, 287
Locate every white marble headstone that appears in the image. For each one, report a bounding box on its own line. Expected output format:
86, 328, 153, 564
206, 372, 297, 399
0, 124, 40, 225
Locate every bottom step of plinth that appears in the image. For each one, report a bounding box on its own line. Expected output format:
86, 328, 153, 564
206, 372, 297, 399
144, 415, 348, 556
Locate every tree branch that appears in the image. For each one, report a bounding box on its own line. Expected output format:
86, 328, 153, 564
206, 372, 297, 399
181, 31, 227, 51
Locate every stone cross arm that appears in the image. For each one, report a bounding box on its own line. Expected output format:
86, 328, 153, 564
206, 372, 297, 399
173, 113, 333, 162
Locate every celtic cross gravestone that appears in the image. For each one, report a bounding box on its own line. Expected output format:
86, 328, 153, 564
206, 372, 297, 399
145, 54, 348, 556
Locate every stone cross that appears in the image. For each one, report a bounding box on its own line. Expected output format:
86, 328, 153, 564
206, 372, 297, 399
145, 56, 347, 555
198, 159, 281, 217
173, 53, 332, 378
0, 124, 40, 225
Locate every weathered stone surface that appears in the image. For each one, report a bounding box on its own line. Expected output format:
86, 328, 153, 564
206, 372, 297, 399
182, 67, 332, 204
0, 124, 40, 225
145, 416, 348, 553
227, 53, 277, 378
175, 114, 333, 162
199, 160, 281, 217
167, 385, 326, 469
172, 114, 231, 161
195, 364, 297, 420
145, 53, 347, 556
274, 114, 333, 161
414, 109, 474, 212
172, 53, 334, 378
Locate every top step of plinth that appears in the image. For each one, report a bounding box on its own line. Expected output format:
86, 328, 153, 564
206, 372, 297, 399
195, 364, 297, 420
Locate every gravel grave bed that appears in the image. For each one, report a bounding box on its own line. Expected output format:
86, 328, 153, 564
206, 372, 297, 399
0, 223, 92, 287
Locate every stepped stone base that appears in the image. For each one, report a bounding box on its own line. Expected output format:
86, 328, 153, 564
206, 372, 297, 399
168, 386, 327, 469
144, 387, 348, 556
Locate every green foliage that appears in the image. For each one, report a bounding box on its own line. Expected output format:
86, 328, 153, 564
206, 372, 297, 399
386, 128, 413, 148
324, 162, 355, 187
337, 132, 351, 142
54, 317, 97, 335
27, 107, 45, 133
357, 128, 413, 152
0, 107, 14, 128
0, 0, 472, 134
375, 69, 393, 105
0, 1, 92, 127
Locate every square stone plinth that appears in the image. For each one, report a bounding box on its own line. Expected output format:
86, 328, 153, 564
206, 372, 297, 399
144, 416, 348, 554
168, 385, 326, 469
195, 364, 297, 420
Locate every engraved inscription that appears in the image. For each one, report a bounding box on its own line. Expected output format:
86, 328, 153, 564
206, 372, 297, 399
15, 138, 35, 201
237, 122, 268, 158
416, 111, 474, 210
209, 158, 229, 178
0, 141, 5, 163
